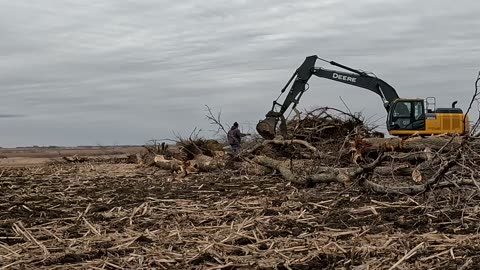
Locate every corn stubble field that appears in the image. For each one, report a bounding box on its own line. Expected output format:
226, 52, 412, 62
2, 109, 480, 269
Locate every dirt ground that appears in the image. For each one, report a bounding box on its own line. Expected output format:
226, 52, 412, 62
0, 146, 143, 167
1, 148, 480, 269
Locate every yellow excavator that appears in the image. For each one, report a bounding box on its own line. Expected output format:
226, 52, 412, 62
256, 55, 470, 139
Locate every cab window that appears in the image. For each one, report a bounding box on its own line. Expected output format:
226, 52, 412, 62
414, 101, 424, 120
393, 101, 411, 117
390, 100, 426, 131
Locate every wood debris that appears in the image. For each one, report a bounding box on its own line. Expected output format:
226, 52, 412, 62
3, 107, 480, 269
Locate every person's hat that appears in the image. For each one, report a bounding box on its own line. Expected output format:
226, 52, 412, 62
233, 122, 239, 127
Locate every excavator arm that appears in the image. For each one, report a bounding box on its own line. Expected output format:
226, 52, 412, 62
257, 55, 400, 139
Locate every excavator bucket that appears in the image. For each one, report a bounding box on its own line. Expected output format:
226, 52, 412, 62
256, 117, 277, 140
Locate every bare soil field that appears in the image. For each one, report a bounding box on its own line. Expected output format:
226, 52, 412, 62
0, 146, 144, 167
1, 157, 479, 269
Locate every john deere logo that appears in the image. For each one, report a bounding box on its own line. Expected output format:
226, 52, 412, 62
333, 73, 357, 83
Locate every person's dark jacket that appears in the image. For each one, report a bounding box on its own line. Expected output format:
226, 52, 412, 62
227, 126, 242, 145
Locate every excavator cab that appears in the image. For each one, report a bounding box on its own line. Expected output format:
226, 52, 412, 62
387, 98, 469, 136
388, 99, 426, 131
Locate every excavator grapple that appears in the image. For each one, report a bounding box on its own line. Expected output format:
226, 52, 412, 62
256, 116, 277, 140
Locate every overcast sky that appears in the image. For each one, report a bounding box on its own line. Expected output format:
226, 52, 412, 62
0, 0, 479, 147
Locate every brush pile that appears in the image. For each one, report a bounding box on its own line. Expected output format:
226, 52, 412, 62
287, 107, 383, 143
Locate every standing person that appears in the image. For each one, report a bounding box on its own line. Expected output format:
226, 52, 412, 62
227, 122, 247, 157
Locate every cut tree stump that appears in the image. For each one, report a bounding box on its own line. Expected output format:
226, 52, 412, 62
154, 155, 183, 172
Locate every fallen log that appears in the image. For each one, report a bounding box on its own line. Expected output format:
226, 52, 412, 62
155, 154, 226, 174
252, 156, 300, 184
306, 167, 362, 186
154, 155, 183, 172
248, 138, 334, 159
252, 150, 463, 195
411, 152, 437, 183
252, 156, 374, 186
230, 159, 272, 175
187, 154, 225, 172
360, 150, 461, 195
352, 136, 463, 154
386, 151, 434, 163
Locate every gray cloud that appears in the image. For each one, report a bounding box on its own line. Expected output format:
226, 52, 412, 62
0, 0, 479, 146
0, 114, 24, 118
